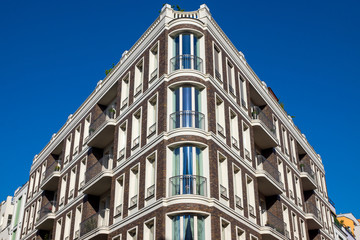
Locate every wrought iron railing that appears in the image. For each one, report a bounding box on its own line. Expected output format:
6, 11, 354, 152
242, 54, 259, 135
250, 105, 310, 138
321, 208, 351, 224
170, 54, 203, 73
265, 211, 286, 236
42, 160, 62, 183
85, 154, 113, 184
89, 105, 116, 136
36, 201, 56, 222
169, 175, 207, 197
251, 105, 276, 138
305, 202, 322, 222
169, 111, 205, 130
256, 155, 283, 189
80, 209, 109, 236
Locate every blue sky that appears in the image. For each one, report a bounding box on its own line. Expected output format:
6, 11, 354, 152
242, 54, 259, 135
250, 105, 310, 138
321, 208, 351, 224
0, 0, 359, 216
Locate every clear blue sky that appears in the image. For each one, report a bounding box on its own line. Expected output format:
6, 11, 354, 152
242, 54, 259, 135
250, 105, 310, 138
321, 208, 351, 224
0, 0, 359, 216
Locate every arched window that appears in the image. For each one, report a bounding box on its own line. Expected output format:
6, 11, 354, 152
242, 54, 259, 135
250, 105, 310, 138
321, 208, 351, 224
171, 214, 205, 240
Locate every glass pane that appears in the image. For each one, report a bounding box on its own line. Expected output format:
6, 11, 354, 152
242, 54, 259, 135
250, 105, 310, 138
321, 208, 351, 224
182, 87, 192, 127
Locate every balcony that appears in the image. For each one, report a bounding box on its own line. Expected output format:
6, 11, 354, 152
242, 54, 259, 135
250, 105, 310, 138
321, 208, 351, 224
251, 106, 278, 148
80, 209, 110, 239
88, 107, 116, 148
299, 163, 317, 191
304, 202, 322, 229
40, 160, 61, 191
83, 155, 113, 196
35, 201, 56, 230
169, 111, 205, 130
260, 211, 288, 240
255, 155, 284, 196
170, 54, 203, 73
169, 175, 207, 197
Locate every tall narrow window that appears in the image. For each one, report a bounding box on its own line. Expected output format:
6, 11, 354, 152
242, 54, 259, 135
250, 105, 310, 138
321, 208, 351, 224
54, 218, 62, 240
22, 209, 29, 235
34, 198, 41, 224
147, 95, 157, 139
127, 227, 137, 240
171, 33, 201, 72
28, 175, 34, 199
242, 122, 251, 160
283, 205, 290, 238
273, 116, 280, 142
149, 44, 158, 83
246, 175, 256, 222
230, 110, 240, 151
292, 212, 299, 240
73, 204, 82, 239
64, 135, 72, 165
321, 174, 328, 197
216, 97, 225, 139
218, 154, 229, 200
83, 114, 91, 144
300, 218, 306, 240
239, 75, 248, 109
326, 208, 332, 233
120, 74, 130, 111
63, 212, 72, 240
40, 162, 46, 183
68, 167, 77, 200
78, 158, 86, 191
33, 169, 40, 193
131, 110, 141, 152
221, 219, 231, 240
236, 228, 245, 240
28, 204, 34, 230
295, 176, 302, 208
144, 219, 155, 240
134, 60, 143, 98
114, 175, 124, 217
214, 45, 222, 82
117, 122, 127, 161
290, 137, 297, 163
278, 159, 285, 186
145, 153, 156, 201
129, 165, 139, 212
73, 125, 81, 156
233, 166, 243, 213
316, 168, 322, 192
171, 215, 205, 240
227, 61, 235, 97
282, 127, 289, 155
59, 175, 67, 207
286, 168, 295, 202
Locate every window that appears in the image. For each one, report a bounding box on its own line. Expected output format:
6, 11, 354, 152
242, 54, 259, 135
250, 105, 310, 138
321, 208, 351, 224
242, 122, 251, 160
218, 154, 228, 200
129, 165, 139, 212
277, 159, 285, 186
54, 218, 62, 240
171, 214, 205, 240
40, 162, 46, 183
28, 174, 34, 199
145, 153, 156, 201
282, 127, 289, 155
83, 114, 91, 144
147, 95, 157, 139
131, 110, 141, 152
233, 165, 243, 213
121, 74, 130, 111
28, 204, 34, 230
144, 218, 155, 240
78, 158, 86, 191
295, 176, 302, 207
59, 174, 68, 207
170, 146, 206, 196
73, 204, 82, 239
246, 175, 256, 222
171, 33, 202, 72
114, 175, 124, 217
127, 227, 137, 240
286, 168, 295, 202
149, 44, 159, 83
273, 116, 280, 142
117, 122, 127, 161
134, 60, 144, 98
170, 86, 204, 130
22, 209, 29, 235
68, 166, 77, 200
64, 134, 72, 165
221, 219, 231, 240
214, 44, 222, 82
216, 96, 225, 139
292, 212, 299, 240
290, 136, 297, 163
34, 198, 41, 223
316, 168, 322, 192
283, 205, 290, 238
321, 174, 328, 197
63, 211, 72, 240
73, 125, 81, 156
33, 169, 40, 193
300, 218, 306, 240
239, 74, 248, 109
236, 227, 245, 240
230, 110, 240, 151
227, 60, 235, 97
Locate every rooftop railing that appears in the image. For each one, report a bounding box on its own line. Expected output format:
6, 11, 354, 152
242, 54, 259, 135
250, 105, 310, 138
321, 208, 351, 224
85, 154, 113, 184
170, 54, 203, 73
169, 111, 205, 130
251, 105, 276, 138
169, 175, 207, 197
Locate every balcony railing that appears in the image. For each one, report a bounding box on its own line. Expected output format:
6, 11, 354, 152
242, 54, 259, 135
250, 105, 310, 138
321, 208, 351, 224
36, 201, 56, 222
169, 175, 207, 197
85, 154, 113, 184
89, 106, 116, 136
251, 106, 276, 138
80, 209, 109, 237
169, 111, 205, 130
256, 155, 283, 188
265, 211, 286, 236
42, 160, 61, 182
305, 202, 322, 222
300, 163, 316, 181
170, 54, 203, 73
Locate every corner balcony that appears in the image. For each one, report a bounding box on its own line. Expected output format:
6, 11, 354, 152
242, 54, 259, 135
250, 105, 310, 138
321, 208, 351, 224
251, 106, 278, 149
299, 163, 317, 191
255, 155, 284, 196
304, 202, 322, 230
260, 211, 289, 240
35, 201, 56, 230
88, 110, 116, 148
169, 54, 203, 73
80, 209, 110, 240
40, 160, 61, 191
169, 111, 205, 131
83, 155, 113, 196
169, 175, 207, 197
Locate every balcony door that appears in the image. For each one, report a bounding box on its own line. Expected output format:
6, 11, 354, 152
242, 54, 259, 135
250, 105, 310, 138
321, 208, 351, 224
174, 33, 199, 70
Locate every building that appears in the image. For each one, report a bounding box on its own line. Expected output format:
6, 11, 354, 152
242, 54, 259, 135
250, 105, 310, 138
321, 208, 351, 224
0, 196, 14, 240
9, 183, 28, 240
337, 213, 360, 239
329, 199, 354, 240
20, 4, 335, 240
